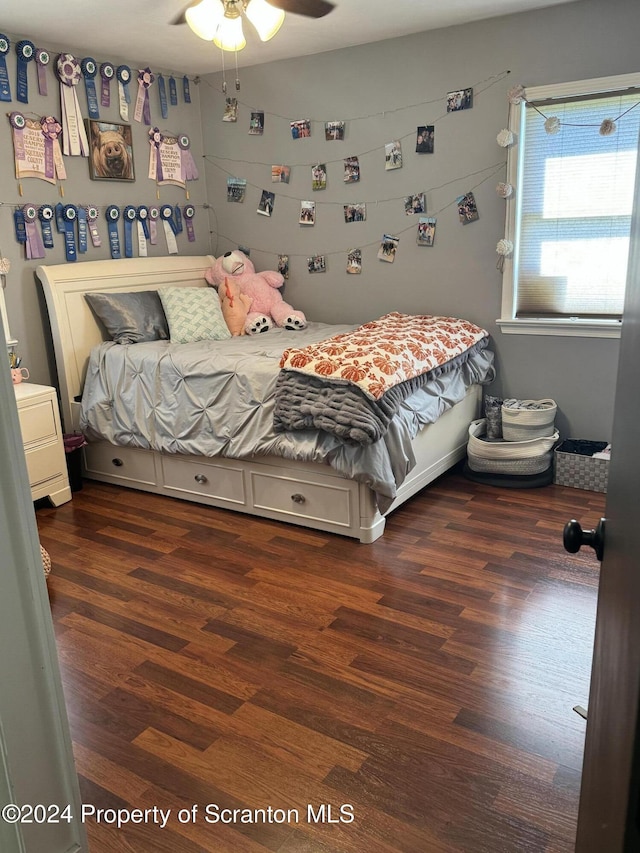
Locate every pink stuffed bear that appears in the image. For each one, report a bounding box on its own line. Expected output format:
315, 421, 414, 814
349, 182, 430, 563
205, 250, 306, 335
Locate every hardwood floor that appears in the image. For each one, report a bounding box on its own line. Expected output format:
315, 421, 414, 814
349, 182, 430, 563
36, 469, 605, 853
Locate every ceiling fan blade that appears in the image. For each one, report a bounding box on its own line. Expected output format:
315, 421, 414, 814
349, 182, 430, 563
265, 0, 335, 18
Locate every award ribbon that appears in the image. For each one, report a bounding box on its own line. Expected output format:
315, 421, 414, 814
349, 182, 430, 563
169, 76, 178, 106
116, 65, 132, 121
23, 204, 46, 259
174, 204, 183, 234
13, 208, 27, 246
56, 54, 90, 156
55, 202, 66, 233
135, 67, 155, 125
100, 62, 114, 107
136, 206, 149, 257
148, 206, 159, 245
0, 34, 11, 101
182, 75, 191, 104
9, 112, 27, 164
123, 205, 137, 258
15, 40, 35, 104
178, 133, 199, 182
148, 127, 164, 183
81, 57, 100, 119
105, 205, 121, 259
160, 204, 179, 255
41, 116, 67, 180
86, 205, 102, 248
157, 74, 169, 119
62, 204, 78, 262
76, 205, 88, 253
35, 49, 50, 96
38, 204, 55, 248
183, 204, 196, 243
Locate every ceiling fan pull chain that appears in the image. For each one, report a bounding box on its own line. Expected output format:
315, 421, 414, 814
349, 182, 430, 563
235, 50, 240, 91
220, 47, 227, 93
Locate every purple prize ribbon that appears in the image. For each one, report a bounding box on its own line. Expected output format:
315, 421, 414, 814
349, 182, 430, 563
0, 34, 11, 101
15, 39, 35, 104
40, 115, 63, 180
35, 48, 50, 96
183, 204, 196, 243
86, 205, 102, 248
137, 67, 155, 125
100, 62, 114, 107
148, 206, 159, 245
56, 53, 81, 86
178, 133, 199, 182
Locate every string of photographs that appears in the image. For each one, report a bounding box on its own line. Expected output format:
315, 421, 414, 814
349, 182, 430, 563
210, 160, 505, 276
205, 70, 511, 274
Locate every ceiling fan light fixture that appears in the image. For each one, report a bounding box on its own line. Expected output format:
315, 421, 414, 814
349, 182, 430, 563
244, 0, 285, 42
185, 0, 225, 40
213, 14, 247, 51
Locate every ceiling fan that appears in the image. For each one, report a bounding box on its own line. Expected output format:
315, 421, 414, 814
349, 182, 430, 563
171, 0, 335, 27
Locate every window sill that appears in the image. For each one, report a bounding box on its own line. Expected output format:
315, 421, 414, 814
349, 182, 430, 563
497, 318, 622, 339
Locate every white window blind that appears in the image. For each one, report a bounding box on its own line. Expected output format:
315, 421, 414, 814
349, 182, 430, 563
514, 89, 640, 319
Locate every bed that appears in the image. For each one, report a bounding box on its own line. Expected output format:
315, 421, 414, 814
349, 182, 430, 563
36, 256, 494, 543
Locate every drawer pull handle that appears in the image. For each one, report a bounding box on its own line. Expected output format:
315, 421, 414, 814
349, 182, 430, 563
112, 458, 124, 467
291, 493, 306, 504
194, 473, 208, 485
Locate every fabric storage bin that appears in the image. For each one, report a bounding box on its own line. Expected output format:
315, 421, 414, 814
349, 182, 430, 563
554, 439, 609, 493
467, 450, 553, 475
501, 399, 557, 441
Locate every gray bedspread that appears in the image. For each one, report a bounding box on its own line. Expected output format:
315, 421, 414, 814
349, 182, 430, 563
80, 322, 495, 512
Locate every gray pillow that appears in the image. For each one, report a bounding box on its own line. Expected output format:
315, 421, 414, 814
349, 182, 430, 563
85, 291, 169, 344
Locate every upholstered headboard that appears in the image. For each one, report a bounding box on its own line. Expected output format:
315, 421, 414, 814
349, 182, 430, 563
36, 255, 215, 431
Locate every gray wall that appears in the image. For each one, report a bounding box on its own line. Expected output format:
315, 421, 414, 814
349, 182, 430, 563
200, 0, 637, 441
4, 0, 636, 440
0, 35, 210, 388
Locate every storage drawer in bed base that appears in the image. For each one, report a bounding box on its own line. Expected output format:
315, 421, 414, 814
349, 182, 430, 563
80, 385, 480, 543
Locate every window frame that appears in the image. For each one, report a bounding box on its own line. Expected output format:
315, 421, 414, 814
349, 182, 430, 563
497, 72, 640, 339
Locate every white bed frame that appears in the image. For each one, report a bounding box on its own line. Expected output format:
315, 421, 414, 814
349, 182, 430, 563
36, 256, 480, 543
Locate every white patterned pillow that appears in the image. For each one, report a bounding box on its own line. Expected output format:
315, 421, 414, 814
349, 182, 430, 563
158, 287, 231, 343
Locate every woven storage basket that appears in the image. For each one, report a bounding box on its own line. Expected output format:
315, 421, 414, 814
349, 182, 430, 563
468, 419, 559, 460
501, 399, 557, 441
468, 450, 553, 475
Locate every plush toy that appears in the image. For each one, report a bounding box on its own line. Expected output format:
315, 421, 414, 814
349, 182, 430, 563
205, 250, 306, 335
219, 277, 252, 336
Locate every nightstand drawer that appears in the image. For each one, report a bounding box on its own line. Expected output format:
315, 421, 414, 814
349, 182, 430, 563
18, 398, 59, 447
24, 442, 64, 486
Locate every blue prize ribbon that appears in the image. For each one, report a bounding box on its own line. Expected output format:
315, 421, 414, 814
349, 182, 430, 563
0, 34, 11, 101
123, 206, 136, 258
76, 206, 88, 253
39, 204, 55, 248
182, 75, 191, 104
105, 205, 121, 259
174, 204, 183, 234
62, 205, 77, 262
81, 57, 100, 119
137, 205, 150, 239
169, 76, 178, 106
55, 202, 66, 233
13, 209, 27, 244
157, 74, 168, 119
15, 40, 35, 104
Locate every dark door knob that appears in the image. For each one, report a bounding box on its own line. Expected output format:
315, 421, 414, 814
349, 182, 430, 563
563, 518, 606, 561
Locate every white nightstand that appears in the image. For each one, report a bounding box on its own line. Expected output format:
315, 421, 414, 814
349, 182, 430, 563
13, 383, 72, 506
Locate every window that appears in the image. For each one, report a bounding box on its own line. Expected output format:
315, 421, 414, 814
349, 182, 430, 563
498, 73, 640, 337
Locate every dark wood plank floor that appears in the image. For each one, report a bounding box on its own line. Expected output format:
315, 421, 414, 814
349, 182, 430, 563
36, 469, 605, 853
